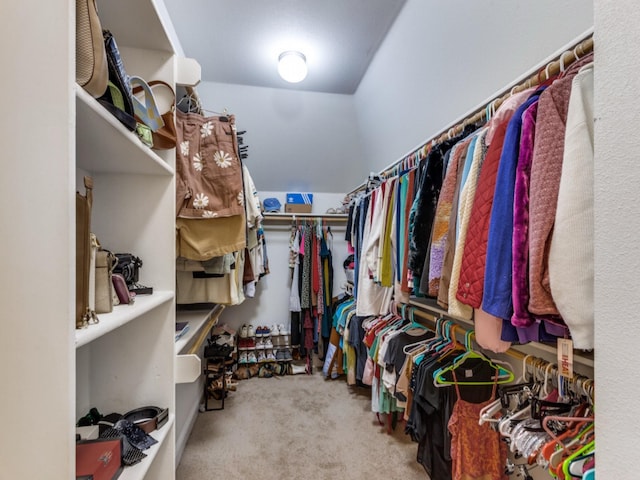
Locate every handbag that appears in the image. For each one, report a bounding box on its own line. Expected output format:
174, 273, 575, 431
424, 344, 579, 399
113, 254, 142, 285
130, 76, 165, 132
75, 0, 108, 97
112, 274, 135, 305
147, 81, 177, 150
98, 30, 137, 131
95, 247, 117, 314
88, 233, 98, 313
76, 177, 98, 328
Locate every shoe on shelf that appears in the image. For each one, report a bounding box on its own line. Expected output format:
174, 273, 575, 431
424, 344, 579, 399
240, 324, 248, 338
214, 333, 234, 346
248, 324, 255, 337
247, 351, 258, 364
271, 324, 280, 336
283, 349, 293, 361
256, 338, 265, 350
257, 351, 267, 363
246, 338, 256, 350
275, 349, 286, 361
262, 325, 271, 336
264, 338, 273, 349
279, 323, 289, 335
238, 351, 248, 364
266, 349, 276, 361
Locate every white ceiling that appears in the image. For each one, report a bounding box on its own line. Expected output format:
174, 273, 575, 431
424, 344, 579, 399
163, 0, 407, 94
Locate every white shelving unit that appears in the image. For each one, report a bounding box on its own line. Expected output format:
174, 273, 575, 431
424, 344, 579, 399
0, 1, 198, 478
174, 305, 225, 463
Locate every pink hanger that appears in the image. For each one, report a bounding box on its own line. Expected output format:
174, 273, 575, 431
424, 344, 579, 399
542, 414, 594, 455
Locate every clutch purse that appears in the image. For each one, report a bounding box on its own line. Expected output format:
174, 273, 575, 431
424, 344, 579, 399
112, 274, 135, 305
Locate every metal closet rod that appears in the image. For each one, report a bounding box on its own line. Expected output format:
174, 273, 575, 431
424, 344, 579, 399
262, 212, 348, 221
346, 29, 594, 197
405, 305, 594, 399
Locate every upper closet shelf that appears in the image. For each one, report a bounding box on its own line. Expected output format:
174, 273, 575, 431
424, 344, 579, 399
97, 0, 174, 53
75, 291, 173, 348
76, 87, 174, 176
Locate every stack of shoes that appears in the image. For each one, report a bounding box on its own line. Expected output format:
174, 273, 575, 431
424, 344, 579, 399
207, 379, 227, 401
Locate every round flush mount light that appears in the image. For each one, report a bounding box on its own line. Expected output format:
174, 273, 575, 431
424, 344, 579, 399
278, 51, 307, 83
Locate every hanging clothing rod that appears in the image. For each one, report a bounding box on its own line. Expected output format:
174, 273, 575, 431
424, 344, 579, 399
346, 28, 594, 196
406, 298, 594, 368
262, 212, 349, 222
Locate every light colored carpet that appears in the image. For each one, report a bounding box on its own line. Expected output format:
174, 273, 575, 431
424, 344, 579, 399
176, 367, 429, 480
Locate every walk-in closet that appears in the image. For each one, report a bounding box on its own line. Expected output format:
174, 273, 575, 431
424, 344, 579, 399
2, 0, 638, 479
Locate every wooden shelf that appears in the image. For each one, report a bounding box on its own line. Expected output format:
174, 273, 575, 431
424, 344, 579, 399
75, 291, 174, 348
75, 87, 174, 176
97, 0, 175, 53
119, 414, 174, 480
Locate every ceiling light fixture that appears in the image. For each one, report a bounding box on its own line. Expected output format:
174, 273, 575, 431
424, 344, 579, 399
278, 51, 307, 83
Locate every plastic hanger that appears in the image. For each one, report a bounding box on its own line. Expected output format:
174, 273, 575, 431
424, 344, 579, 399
559, 50, 575, 73
542, 414, 594, 456
561, 441, 594, 479
432, 331, 515, 386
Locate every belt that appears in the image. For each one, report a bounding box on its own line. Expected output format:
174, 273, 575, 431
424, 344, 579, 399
123, 406, 169, 434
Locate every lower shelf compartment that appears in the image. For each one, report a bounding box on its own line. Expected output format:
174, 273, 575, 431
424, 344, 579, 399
118, 413, 175, 480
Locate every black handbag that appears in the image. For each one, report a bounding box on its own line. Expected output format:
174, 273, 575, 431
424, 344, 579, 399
98, 30, 137, 131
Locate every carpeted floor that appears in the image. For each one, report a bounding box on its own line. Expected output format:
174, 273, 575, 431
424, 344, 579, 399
176, 367, 429, 480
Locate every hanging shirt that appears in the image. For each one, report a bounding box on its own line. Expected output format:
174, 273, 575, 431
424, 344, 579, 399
429, 140, 469, 297
511, 99, 540, 327
456, 89, 535, 308
548, 63, 595, 350
449, 129, 488, 319
482, 91, 543, 320
528, 53, 593, 316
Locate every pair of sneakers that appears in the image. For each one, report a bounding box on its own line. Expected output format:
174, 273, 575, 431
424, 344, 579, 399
240, 324, 256, 338
275, 349, 293, 361
271, 324, 289, 336
255, 325, 271, 336
239, 351, 258, 364
258, 349, 276, 362
256, 338, 273, 350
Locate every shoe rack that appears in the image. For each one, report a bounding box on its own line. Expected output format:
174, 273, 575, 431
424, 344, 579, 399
237, 325, 294, 367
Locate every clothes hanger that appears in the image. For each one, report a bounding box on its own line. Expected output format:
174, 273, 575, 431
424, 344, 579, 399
561, 441, 594, 479
432, 331, 515, 386
478, 396, 503, 426
559, 50, 575, 73
542, 414, 594, 456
